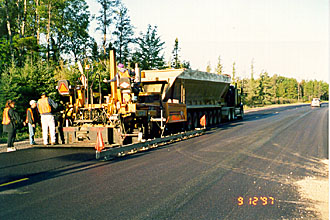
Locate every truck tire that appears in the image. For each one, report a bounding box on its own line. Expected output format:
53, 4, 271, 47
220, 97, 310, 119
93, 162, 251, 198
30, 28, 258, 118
217, 109, 222, 124
237, 109, 244, 120
212, 110, 217, 125
228, 110, 232, 121
231, 110, 235, 120
209, 110, 214, 126
208, 111, 213, 126
186, 112, 193, 131
193, 112, 198, 128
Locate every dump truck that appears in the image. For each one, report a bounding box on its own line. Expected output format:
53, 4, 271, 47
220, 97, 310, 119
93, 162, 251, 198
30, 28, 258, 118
57, 50, 243, 146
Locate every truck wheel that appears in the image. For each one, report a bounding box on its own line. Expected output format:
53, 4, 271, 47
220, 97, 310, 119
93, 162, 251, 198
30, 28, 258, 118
228, 110, 232, 121
207, 111, 214, 126
231, 110, 235, 120
237, 109, 244, 120
211, 110, 216, 126
186, 112, 193, 131
209, 111, 214, 126
193, 112, 198, 128
212, 110, 217, 125
217, 109, 222, 124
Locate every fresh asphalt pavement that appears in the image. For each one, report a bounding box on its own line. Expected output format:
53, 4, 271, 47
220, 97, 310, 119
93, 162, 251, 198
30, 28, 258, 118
0, 103, 328, 220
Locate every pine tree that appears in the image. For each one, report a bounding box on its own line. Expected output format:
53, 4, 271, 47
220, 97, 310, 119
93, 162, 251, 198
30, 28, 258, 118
320, 81, 329, 100
112, 2, 134, 65
206, 61, 211, 73
232, 62, 236, 83
271, 74, 278, 103
171, 38, 181, 68
133, 25, 165, 70
181, 60, 191, 69
246, 59, 258, 106
258, 72, 273, 105
91, 41, 99, 61
215, 56, 223, 74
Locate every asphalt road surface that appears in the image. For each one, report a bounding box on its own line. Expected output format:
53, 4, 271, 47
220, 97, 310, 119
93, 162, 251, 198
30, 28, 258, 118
0, 104, 328, 220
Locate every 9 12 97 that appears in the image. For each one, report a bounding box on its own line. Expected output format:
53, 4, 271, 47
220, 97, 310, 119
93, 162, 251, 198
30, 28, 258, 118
237, 196, 275, 206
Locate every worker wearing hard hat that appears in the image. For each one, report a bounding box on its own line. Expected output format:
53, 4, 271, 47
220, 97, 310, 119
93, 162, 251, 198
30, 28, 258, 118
37, 93, 58, 145
103, 63, 131, 84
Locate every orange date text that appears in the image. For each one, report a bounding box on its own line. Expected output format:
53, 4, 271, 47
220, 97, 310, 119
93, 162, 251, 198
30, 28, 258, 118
237, 196, 275, 206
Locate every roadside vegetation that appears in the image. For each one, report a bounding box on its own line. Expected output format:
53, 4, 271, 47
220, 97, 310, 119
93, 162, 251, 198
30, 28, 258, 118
0, 0, 328, 142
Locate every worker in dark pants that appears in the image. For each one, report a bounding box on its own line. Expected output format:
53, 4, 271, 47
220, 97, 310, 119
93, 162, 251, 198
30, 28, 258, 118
54, 112, 65, 144
2, 100, 23, 152
25, 100, 39, 145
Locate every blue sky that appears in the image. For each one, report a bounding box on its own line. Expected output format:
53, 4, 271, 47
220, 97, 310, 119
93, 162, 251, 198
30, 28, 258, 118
86, 0, 329, 82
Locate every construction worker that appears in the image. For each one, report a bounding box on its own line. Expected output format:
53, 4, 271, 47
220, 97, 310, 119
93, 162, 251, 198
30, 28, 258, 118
2, 100, 23, 152
103, 63, 131, 84
25, 100, 39, 145
117, 63, 130, 78
37, 93, 58, 145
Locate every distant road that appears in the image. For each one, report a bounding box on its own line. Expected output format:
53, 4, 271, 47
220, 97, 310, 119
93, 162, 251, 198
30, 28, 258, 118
0, 103, 328, 219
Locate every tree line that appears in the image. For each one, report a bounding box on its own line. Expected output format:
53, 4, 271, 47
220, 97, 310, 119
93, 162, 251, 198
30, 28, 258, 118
207, 59, 329, 107
0, 0, 328, 121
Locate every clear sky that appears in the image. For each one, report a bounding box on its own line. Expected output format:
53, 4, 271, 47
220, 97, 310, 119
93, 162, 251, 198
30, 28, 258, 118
86, 0, 329, 83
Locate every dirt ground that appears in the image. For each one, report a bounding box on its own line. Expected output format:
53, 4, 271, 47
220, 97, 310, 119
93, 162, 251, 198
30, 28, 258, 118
294, 159, 329, 220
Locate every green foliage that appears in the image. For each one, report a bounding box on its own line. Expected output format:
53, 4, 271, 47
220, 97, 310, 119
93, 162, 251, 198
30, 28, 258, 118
0, 59, 58, 118
215, 56, 223, 75
112, 2, 135, 65
96, 0, 119, 55
239, 73, 328, 107
206, 61, 211, 72
171, 38, 181, 68
181, 60, 191, 69
232, 62, 236, 83
133, 25, 165, 70
60, 0, 92, 62
0, 37, 12, 70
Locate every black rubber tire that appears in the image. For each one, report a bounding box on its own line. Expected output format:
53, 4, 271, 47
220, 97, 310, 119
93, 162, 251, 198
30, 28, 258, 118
186, 112, 193, 130
193, 112, 198, 128
228, 110, 232, 121
217, 109, 222, 124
